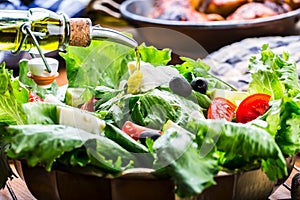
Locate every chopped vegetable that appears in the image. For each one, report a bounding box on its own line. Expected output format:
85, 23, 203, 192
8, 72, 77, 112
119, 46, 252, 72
122, 121, 161, 141
28, 91, 44, 102
236, 93, 271, 123
207, 97, 237, 121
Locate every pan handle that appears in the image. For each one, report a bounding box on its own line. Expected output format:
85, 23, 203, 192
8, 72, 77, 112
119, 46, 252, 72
90, 0, 121, 18
283, 165, 300, 200
291, 172, 300, 200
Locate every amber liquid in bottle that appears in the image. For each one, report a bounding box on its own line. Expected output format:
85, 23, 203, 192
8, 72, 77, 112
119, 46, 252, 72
0, 9, 66, 52
27, 17, 65, 51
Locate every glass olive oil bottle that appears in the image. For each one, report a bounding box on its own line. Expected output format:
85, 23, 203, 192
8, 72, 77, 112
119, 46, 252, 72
0, 9, 68, 52
0, 8, 137, 53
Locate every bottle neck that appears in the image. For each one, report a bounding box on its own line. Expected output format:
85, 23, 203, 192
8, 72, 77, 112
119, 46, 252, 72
0, 8, 137, 53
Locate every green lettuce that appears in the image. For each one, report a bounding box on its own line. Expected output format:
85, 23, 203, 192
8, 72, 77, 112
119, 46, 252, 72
95, 89, 204, 130
248, 44, 300, 99
0, 63, 27, 126
22, 102, 57, 125
60, 41, 172, 89
153, 121, 218, 198
4, 124, 136, 173
60, 40, 135, 88
263, 92, 300, 156
137, 43, 172, 66
247, 45, 300, 157
185, 118, 287, 181
0, 62, 29, 188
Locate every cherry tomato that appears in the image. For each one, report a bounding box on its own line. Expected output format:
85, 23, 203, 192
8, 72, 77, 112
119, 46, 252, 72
28, 91, 43, 102
122, 121, 161, 140
236, 93, 271, 123
207, 97, 237, 121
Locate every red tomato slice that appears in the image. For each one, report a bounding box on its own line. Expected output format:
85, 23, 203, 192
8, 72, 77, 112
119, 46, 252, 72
207, 97, 237, 121
28, 91, 43, 102
122, 121, 161, 140
236, 93, 271, 124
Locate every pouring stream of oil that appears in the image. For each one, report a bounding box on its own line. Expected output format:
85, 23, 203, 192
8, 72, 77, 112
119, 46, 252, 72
126, 48, 143, 94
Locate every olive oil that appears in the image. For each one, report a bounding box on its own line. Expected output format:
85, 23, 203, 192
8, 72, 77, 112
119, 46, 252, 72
135, 47, 141, 71
0, 9, 66, 53
27, 16, 65, 51
0, 8, 138, 54
0, 11, 28, 51
126, 47, 143, 94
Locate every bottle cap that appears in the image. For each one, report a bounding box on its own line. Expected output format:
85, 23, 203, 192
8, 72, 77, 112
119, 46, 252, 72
69, 18, 92, 47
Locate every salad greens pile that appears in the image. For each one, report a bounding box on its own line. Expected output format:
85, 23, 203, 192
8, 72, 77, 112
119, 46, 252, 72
0, 41, 299, 198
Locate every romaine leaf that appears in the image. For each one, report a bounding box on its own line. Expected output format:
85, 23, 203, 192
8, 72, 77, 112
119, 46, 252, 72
22, 102, 57, 124
186, 118, 287, 181
248, 70, 284, 100
18, 59, 35, 87
273, 94, 300, 156
95, 89, 204, 130
0, 62, 29, 189
84, 137, 135, 173
4, 124, 136, 173
153, 121, 218, 198
5, 125, 84, 171
248, 44, 300, 99
0, 63, 27, 126
60, 41, 172, 90
60, 40, 135, 88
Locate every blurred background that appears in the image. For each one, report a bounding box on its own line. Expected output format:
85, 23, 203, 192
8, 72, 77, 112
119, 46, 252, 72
2, 0, 300, 70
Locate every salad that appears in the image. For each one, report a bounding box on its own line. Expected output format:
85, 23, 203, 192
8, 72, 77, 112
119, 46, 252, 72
0, 40, 299, 198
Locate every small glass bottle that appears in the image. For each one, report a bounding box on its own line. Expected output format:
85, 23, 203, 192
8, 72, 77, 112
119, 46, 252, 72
0, 8, 137, 54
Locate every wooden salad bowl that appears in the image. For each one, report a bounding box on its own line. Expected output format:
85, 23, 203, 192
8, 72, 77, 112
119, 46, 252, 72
13, 156, 295, 200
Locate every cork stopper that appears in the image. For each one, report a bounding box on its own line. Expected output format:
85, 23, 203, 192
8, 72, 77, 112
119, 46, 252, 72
69, 18, 91, 47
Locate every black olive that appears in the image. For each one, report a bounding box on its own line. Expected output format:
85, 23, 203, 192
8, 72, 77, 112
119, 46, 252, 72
191, 77, 208, 94
169, 76, 192, 97
139, 131, 161, 145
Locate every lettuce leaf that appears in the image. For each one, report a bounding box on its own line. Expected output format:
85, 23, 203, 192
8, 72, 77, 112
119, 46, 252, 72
153, 122, 218, 198
138, 43, 172, 66
0, 63, 27, 126
186, 118, 287, 181
60, 41, 172, 89
4, 124, 135, 173
95, 89, 204, 130
264, 93, 300, 156
0, 62, 29, 188
248, 45, 300, 156
22, 102, 57, 125
60, 40, 135, 88
248, 44, 300, 99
